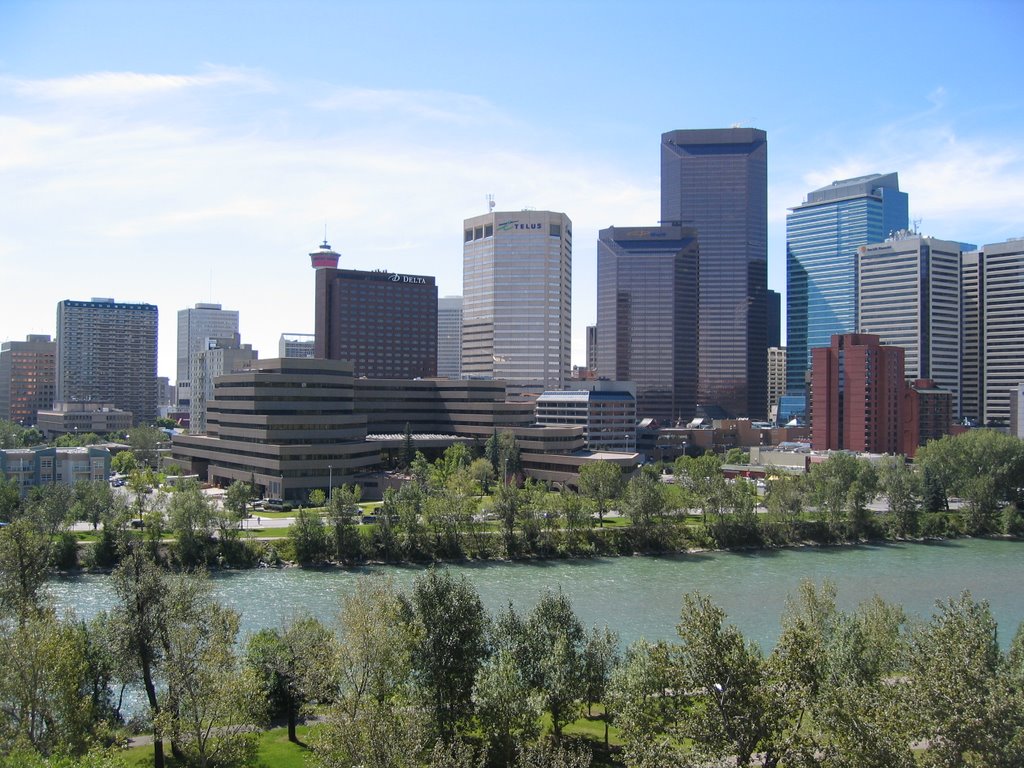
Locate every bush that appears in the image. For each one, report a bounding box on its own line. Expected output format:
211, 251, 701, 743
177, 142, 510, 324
51, 531, 80, 569
1001, 503, 1024, 537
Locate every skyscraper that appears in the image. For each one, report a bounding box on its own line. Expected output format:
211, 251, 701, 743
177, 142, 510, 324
437, 296, 463, 379
978, 238, 1024, 426
786, 173, 908, 395
661, 128, 768, 418
0, 334, 56, 426
56, 298, 158, 424
176, 303, 240, 407
462, 210, 571, 391
857, 236, 962, 415
312, 240, 438, 378
596, 225, 699, 424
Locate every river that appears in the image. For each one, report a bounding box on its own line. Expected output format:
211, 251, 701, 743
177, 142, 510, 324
50, 538, 1024, 650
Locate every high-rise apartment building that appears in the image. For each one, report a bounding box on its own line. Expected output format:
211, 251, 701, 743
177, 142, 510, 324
462, 210, 571, 391
661, 128, 768, 418
56, 298, 158, 424
786, 173, 908, 396
811, 333, 905, 453
596, 225, 699, 424
279, 333, 316, 359
437, 296, 463, 379
0, 334, 56, 426
961, 250, 983, 423
858, 236, 962, 414
176, 303, 239, 408
312, 240, 438, 379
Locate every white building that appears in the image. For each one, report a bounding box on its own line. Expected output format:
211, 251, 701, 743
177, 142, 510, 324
978, 238, 1024, 426
279, 333, 316, 359
437, 296, 463, 379
462, 210, 571, 392
535, 382, 636, 452
190, 335, 258, 434
176, 303, 239, 408
858, 236, 963, 414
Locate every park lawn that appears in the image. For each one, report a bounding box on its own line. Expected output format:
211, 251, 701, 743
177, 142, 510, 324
121, 725, 313, 768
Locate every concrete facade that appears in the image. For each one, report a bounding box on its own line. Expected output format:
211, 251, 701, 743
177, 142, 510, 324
0, 334, 56, 426
176, 303, 239, 408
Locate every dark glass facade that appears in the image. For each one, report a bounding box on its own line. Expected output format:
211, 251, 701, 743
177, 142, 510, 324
315, 267, 438, 379
596, 225, 699, 424
661, 128, 768, 418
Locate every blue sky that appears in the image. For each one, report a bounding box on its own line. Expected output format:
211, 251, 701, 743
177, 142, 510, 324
2, 0, 1022, 379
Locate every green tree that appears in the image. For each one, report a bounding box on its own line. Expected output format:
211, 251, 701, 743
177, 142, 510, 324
72, 480, 113, 531
806, 452, 877, 539
472, 648, 542, 765
674, 452, 727, 525
127, 425, 165, 468
0, 475, 21, 523
467, 457, 495, 495
408, 568, 488, 741
0, 517, 53, 624
247, 615, 335, 744
327, 484, 362, 563
521, 589, 588, 741
110, 450, 137, 476
621, 471, 665, 541
879, 456, 921, 537
724, 447, 749, 465
223, 479, 255, 522
166, 479, 214, 567
290, 508, 329, 565
578, 461, 622, 528
764, 474, 803, 538
401, 422, 416, 470
308, 488, 327, 508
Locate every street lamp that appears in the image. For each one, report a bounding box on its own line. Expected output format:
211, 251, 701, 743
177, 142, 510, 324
328, 465, 333, 502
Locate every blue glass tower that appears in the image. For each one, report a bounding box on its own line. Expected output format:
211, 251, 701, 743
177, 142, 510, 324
785, 173, 908, 395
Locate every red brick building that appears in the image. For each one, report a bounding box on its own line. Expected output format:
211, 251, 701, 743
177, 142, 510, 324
902, 378, 953, 457
811, 334, 905, 453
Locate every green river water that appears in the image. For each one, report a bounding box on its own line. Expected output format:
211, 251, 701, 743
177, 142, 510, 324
51, 538, 1024, 650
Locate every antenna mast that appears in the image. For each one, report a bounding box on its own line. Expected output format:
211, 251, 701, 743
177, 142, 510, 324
486, 193, 495, 213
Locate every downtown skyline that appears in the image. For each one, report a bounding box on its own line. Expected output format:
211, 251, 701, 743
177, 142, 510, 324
1, 0, 1022, 379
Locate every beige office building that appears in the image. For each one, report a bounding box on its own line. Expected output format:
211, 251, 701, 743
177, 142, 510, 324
462, 210, 571, 391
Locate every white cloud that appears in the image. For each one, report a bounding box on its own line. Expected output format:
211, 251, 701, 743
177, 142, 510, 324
1, 66, 270, 102
311, 86, 507, 126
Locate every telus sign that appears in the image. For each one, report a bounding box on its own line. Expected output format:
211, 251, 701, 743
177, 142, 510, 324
497, 219, 543, 232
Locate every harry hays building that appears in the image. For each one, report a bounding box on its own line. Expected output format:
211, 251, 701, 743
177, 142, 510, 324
312, 240, 438, 379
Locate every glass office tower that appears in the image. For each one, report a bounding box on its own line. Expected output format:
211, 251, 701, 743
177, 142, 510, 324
596, 225, 699, 424
661, 128, 768, 419
786, 173, 908, 395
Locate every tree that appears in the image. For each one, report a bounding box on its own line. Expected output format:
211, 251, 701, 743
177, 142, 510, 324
805, 452, 877, 539
127, 425, 165, 468
621, 471, 665, 541
0, 475, 21, 523
110, 545, 170, 768
0, 517, 53, 624
166, 479, 214, 567
724, 447, 749, 465
578, 461, 622, 528
764, 474, 803, 538
334, 577, 413, 720
675, 592, 776, 767
408, 568, 488, 741
110, 450, 137, 476
223, 479, 255, 522
161, 572, 265, 767
675, 453, 727, 525
72, 480, 114, 531
879, 456, 920, 537
247, 615, 334, 743
290, 508, 329, 565
520, 589, 588, 741
473, 648, 542, 765
308, 488, 326, 508
327, 484, 362, 563
0, 609, 96, 757
468, 457, 495, 495
905, 592, 1021, 767
401, 422, 416, 470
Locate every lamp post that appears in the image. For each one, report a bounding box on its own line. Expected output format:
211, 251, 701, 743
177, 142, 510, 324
328, 464, 333, 503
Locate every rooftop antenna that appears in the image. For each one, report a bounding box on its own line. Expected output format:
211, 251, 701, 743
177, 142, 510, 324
486, 193, 495, 213
912, 217, 922, 235
209, 267, 213, 303
322, 222, 330, 249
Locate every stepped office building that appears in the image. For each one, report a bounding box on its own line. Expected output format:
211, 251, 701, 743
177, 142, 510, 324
661, 128, 768, 418
56, 298, 158, 424
462, 210, 572, 391
786, 173, 908, 395
312, 241, 438, 379
596, 225, 699, 424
